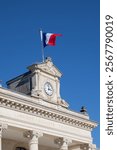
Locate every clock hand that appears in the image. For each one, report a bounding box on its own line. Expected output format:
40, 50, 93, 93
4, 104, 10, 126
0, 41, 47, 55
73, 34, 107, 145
48, 87, 52, 91
48, 85, 52, 90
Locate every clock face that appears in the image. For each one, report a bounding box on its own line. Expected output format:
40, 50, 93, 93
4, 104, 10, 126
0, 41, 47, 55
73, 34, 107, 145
44, 82, 53, 96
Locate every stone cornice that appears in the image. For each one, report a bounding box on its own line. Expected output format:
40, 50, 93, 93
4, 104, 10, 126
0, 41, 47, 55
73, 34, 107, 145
0, 88, 97, 131
0, 88, 88, 120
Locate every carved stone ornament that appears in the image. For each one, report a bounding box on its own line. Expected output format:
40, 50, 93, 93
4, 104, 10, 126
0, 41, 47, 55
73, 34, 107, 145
23, 130, 43, 139
27, 58, 62, 78
80, 143, 96, 150
0, 123, 8, 137
54, 137, 72, 146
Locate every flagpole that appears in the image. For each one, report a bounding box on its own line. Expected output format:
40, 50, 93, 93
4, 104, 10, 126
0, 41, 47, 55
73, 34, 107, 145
40, 29, 45, 62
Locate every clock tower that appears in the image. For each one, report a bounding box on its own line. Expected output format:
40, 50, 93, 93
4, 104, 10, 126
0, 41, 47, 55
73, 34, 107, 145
1, 56, 98, 150
6, 57, 69, 108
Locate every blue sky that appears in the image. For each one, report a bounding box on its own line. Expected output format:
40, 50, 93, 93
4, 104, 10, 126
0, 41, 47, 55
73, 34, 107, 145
0, 0, 100, 148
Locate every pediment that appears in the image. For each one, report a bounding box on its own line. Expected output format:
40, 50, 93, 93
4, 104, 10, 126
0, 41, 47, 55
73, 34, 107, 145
28, 58, 62, 78
38, 63, 62, 78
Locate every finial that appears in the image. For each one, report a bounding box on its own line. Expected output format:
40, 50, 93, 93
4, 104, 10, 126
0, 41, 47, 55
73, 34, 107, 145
45, 57, 52, 62
80, 106, 88, 115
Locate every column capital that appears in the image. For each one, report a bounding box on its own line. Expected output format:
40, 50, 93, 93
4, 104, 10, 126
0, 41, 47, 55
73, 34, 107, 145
80, 143, 96, 150
80, 144, 88, 150
62, 137, 72, 146
24, 130, 43, 150
0, 123, 8, 137
24, 130, 43, 139
55, 137, 72, 150
88, 144, 96, 150
0, 123, 8, 129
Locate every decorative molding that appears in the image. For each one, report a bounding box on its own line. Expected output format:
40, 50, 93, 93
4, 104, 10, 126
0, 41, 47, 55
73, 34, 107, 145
0, 97, 96, 131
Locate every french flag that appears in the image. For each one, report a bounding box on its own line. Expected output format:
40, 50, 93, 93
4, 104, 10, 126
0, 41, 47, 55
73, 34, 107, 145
40, 30, 62, 47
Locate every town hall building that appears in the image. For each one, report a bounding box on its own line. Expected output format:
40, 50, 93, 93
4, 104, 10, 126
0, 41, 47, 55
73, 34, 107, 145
0, 57, 97, 150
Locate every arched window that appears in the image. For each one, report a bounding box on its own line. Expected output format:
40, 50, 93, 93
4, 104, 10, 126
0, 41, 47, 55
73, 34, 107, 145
16, 147, 27, 150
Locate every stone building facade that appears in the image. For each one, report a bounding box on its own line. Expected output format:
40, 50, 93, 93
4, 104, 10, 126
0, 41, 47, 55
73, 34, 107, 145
0, 57, 97, 150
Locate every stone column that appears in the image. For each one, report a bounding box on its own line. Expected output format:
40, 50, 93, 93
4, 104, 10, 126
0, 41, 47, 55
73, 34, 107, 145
55, 137, 72, 150
24, 130, 43, 150
0, 124, 8, 150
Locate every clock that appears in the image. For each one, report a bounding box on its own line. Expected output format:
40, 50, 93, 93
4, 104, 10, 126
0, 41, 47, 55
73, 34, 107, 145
44, 82, 53, 96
